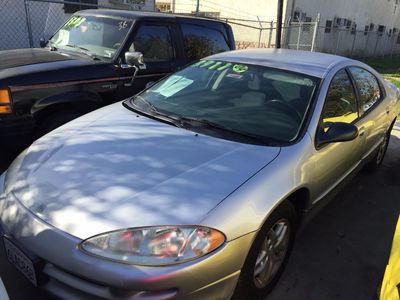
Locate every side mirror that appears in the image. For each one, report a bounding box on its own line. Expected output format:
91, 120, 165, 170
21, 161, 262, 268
122, 52, 146, 87
316, 122, 359, 147
39, 38, 47, 48
125, 51, 145, 68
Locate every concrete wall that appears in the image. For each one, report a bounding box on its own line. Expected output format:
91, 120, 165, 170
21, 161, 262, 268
285, 0, 400, 56
286, 0, 400, 28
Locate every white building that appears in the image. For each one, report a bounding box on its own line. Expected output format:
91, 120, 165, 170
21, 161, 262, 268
157, 0, 400, 56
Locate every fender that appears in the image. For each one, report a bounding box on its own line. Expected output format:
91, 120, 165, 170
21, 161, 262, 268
31, 91, 103, 117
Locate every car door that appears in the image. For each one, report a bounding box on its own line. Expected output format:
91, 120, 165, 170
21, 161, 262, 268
347, 66, 389, 160
115, 21, 181, 100
312, 68, 367, 204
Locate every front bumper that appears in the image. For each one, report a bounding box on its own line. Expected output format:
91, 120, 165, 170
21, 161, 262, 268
0, 188, 255, 300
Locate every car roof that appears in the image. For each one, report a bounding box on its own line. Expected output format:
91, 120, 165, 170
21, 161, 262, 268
77, 9, 228, 25
208, 48, 356, 78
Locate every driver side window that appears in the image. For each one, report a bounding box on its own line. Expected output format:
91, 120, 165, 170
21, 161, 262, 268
129, 24, 174, 63
322, 69, 358, 129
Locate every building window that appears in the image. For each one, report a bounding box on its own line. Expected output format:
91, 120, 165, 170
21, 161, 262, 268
303, 17, 312, 31
370, 23, 375, 31
334, 17, 342, 28
346, 19, 352, 29
64, 0, 98, 14
293, 11, 300, 21
351, 23, 357, 35
364, 25, 369, 35
325, 20, 332, 33
378, 25, 386, 36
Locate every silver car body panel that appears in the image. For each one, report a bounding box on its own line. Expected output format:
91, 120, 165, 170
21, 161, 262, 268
4, 103, 280, 240
1, 49, 399, 299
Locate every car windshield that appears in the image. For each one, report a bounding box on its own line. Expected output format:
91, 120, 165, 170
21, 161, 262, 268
130, 60, 319, 144
49, 15, 133, 59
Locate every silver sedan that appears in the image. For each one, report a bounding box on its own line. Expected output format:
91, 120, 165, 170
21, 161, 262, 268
0, 49, 399, 300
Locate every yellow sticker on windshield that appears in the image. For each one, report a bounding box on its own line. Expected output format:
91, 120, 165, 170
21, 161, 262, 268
64, 16, 86, 28
232, 64, 248, 73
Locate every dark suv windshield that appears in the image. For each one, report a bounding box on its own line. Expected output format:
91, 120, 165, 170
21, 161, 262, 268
132, 60, 319, 144
50, 15, 133, 59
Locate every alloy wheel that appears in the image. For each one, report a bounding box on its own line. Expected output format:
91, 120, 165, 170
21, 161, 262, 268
253, 219, 291, 288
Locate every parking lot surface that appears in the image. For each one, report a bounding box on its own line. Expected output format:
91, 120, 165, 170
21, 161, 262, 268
1, 122, 399, 300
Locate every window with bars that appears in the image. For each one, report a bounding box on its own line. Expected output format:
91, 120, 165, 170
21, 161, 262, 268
351, 23, 357, 35
378, 25, 386, 36
346, 19, 352, 29
364, 25, 369, 35
325, 20, 332, 33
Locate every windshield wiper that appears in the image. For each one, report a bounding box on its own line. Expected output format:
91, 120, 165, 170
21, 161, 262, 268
126, 97, 276, 145
177, 116, 274, 144
125, 96, 183, 128
65, 44, 99, 60
132, 95, 159, 113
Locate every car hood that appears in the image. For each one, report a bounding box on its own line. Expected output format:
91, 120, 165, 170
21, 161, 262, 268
5, 103, 280, 240
0, 48, 110, 86
0, 48, 72, 70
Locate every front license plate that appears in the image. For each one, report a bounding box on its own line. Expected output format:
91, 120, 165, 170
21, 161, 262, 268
3, 237, 37, 286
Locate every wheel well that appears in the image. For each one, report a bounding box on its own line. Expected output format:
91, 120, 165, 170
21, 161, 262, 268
286, 188, 310, 223
34, 102, 97, 125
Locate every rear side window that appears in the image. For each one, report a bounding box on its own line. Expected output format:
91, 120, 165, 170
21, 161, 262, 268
131, 25, 174, 62
181, 23, 230, 62
322, 69, 358, 126
349, 67, 382, 114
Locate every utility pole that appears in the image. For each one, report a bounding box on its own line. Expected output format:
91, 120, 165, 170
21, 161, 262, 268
276, 0, 284, 48
196, 0, 200, 15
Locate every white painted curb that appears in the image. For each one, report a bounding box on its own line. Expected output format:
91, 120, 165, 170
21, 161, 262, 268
0, 278, 9, 300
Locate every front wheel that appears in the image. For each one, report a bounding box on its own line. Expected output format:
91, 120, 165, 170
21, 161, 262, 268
233, 201, 297, 299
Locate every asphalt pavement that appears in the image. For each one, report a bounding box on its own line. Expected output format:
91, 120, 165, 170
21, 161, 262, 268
1, 123, 399, 300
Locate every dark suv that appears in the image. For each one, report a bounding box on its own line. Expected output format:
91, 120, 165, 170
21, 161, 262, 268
0, 9, 234, 138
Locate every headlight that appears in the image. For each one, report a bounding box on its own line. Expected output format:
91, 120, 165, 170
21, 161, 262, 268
0, 89, 12, 114
80, 226, 226, 266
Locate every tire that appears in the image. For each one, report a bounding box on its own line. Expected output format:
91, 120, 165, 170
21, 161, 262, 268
233, 201, 297, 300
364, 123, 394, 171
34, 111, 81, 139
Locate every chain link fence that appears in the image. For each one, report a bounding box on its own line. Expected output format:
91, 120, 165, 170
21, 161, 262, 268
314, 26, 400, 58
0, 0, 148, 50
0, 0, 32, 49
2, 0, 400, 58
226, 20, 317, 51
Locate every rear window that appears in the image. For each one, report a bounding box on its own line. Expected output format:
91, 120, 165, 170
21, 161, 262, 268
181, 23, 230, 62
